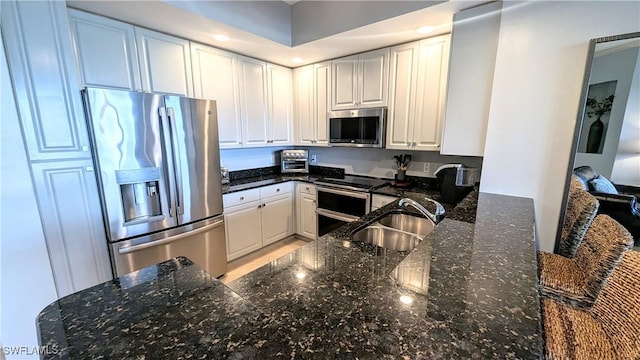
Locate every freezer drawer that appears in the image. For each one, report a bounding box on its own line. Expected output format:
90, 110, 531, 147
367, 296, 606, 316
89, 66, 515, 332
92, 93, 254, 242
110, 216, 227, 277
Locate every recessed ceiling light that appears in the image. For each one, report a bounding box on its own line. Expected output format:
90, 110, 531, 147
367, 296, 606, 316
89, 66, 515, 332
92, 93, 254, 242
295, 271, 306, 279
213, 34, 229, 42
292, 57, 304, 64
416, 26, 435, 34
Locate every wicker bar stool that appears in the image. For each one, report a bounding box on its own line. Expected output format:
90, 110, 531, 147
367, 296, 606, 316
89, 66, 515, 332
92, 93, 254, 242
542, 250, 640, 360
539, 214, 634, 309
557, 177, 599, 258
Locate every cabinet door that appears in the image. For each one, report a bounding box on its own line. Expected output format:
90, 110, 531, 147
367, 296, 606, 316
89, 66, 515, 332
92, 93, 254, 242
135, 27, 193, 97
359, 48, 389, 108
68, 10, 141, 91
267, 64, 293, 145
298, 193, 317, 240
31, 159, 112, 297
440, 2, 501, 156
386, 42, 419, 150
238, 56, 269, 147
191, 43, 243, 148
294, 65, 315, 145
225, 202, 263, 261
2, 1, 91, 161
413, 35, 450, 151
261, 194, 294, 246
331, 55, 358, 110
314, 62, 331, 145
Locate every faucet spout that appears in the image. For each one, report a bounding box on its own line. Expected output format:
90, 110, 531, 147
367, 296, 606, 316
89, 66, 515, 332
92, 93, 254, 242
398, 198, 445, 223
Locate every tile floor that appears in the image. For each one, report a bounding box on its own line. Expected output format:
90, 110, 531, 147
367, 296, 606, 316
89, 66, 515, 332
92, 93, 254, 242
220, 236, 310, 284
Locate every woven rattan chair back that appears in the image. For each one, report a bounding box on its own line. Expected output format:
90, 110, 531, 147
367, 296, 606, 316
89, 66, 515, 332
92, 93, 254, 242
573, 214, 634, 298
558, 189, 599, 258
591, 250, 640, 359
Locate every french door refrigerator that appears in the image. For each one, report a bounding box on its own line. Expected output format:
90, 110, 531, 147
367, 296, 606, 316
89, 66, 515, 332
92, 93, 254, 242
82, 87, 227, 277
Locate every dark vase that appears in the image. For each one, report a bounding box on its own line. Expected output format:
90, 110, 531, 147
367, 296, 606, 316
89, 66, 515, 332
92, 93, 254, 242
586, 117, 604, 153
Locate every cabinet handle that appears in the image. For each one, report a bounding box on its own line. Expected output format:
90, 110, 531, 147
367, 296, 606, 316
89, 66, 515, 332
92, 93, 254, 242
413, 142, 417, 147
305, 187, 309, 191
258, 204, 262, 209
262, 203, 266, 207
239, 141, 243, 144
240, 196, 244, 200
276, 188, 280, 192
406, 141, 411, 146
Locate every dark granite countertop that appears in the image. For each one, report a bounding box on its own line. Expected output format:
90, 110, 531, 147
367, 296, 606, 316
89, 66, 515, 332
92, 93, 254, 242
37, 192, 541, 359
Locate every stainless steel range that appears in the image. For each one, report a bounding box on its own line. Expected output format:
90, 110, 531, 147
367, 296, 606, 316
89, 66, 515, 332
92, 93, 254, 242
315, 176, 389, 237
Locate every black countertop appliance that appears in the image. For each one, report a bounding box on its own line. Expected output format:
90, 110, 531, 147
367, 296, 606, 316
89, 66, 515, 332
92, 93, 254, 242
435, 164, 478, 204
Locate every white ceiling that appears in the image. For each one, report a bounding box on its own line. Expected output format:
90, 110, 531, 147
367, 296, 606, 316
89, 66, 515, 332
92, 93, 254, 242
67, 0, 489, 67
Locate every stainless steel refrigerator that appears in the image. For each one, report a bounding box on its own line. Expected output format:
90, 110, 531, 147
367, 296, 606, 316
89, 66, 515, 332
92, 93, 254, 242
82, 87, 227, 277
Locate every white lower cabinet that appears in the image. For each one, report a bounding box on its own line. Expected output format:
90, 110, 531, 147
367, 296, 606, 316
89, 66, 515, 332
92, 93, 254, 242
224, 183, 294, 261
371, 194, 399, 211
224, 201, 263, 261
296, 183, 317, 240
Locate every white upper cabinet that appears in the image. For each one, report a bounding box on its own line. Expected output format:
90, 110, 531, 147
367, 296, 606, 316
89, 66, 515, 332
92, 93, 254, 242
331, 48, 389, 110
135, 27, 194, 97
3, 1, 91, 161
386, 35, 450, 151
238, 56, 269, 147
191, 43, 243, 149
440, 2, 502, 156
266, 64, 293, 145
294, 62, 330, 146
68, 9, 141, 91
294, 65, 315, 145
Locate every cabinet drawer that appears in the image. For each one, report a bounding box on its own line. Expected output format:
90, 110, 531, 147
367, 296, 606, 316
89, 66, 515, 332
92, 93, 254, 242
371, 194, 398, 209
223, 188, 260, 209
260, 182, 292, 199
299, 183, 316, 196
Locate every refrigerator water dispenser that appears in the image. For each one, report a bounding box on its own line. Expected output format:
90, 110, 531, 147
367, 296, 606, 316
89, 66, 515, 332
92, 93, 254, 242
116, 168, 163, 224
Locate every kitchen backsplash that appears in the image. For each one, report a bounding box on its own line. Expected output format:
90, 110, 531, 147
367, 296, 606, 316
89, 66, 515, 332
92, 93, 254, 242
305, 147, 482, 179
220, 146, 483, 179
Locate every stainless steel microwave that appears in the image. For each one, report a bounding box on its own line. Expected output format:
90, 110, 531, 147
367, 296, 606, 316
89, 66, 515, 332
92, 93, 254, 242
328, 108, 386, 148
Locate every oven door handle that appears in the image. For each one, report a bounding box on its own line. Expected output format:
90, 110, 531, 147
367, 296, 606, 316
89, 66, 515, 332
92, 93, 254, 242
315, 208, 359, 223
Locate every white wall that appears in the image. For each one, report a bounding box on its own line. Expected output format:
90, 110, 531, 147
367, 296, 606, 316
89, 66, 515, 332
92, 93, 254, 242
307, 147, 482, 179
220, 146, 292, 171
611, 47, 640, 186
574, 46, 638, 177
480, 0, 640, 252
1, 35, 58, 359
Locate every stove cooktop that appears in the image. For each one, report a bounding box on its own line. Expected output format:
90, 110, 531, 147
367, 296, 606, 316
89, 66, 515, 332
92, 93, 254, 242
314, 175, 389, 192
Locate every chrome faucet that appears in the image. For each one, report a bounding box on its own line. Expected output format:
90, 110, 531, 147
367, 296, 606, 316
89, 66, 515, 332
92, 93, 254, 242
398, 198, 445, 223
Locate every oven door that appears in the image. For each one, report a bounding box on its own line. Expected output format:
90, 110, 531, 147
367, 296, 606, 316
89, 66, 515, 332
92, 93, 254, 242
315, 186, 370, 237
316, 209, 359, 237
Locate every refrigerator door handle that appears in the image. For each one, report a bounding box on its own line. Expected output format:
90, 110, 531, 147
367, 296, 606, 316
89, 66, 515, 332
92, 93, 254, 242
167, 107, 185, 216
117, 219, 224, 254
159, 106, 178, 218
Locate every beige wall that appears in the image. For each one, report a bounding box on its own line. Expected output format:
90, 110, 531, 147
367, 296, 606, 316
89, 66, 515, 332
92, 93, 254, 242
480, 1, 640, 251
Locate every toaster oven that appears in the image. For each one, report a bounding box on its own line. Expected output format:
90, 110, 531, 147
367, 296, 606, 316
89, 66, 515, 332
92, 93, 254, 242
281, 149, 309, 173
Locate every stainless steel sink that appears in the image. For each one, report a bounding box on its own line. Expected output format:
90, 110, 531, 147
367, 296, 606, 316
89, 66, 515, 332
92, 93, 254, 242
351, 212, 436, 252
352, 226, 422, 252
378, 213, 435, 237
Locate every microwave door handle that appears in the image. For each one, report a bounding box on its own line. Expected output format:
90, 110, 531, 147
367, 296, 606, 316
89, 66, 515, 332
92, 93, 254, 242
159, 107, 178, 218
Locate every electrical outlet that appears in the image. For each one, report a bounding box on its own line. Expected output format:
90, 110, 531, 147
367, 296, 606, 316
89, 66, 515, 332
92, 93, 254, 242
311, 154, 317, 164
423, 162, 431, 173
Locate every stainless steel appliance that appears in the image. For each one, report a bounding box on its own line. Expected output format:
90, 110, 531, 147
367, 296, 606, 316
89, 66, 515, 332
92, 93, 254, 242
281, 149, 308, 173
328, 108, 386, 148
82, 87, 227, 277
315, 176, 389, 236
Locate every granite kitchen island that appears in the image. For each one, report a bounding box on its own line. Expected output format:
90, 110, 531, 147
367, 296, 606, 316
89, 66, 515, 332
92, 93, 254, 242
37, 192, 542, 359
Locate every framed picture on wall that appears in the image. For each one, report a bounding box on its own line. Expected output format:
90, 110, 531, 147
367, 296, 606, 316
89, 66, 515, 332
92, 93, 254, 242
578, 80, 617, 154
